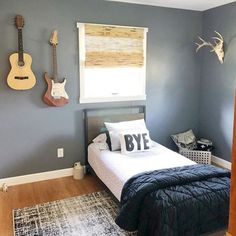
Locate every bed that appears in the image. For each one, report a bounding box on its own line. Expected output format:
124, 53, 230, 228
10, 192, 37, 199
88, 141, 195, 201
84, 106, 230, 236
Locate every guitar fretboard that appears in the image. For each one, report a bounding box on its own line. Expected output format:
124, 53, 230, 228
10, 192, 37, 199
18, 29, 24, 64
52, 45, 58, 83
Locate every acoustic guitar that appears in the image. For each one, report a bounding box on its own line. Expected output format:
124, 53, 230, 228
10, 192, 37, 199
7, 15, 36, 90
43, 30, 69, 107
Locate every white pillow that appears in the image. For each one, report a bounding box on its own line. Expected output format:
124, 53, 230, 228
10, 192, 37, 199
92, 133, 109, 150
92, 142, 109, 150
93, 133, 107, 143
108, 130, 121, 151
120, 130, 152, 154
105, 119, 147, 151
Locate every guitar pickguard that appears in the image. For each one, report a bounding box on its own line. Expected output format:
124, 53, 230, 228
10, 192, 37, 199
51, 79, 69, 100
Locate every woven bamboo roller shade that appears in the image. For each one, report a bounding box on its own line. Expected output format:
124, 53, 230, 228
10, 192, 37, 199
84, 24, 146, 68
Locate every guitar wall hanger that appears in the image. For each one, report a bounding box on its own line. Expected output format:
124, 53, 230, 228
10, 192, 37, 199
43, 30, 69, 107
7, 15, 36, 90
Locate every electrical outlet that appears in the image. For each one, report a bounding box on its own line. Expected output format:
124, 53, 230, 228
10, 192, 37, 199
57, 148, 64, 158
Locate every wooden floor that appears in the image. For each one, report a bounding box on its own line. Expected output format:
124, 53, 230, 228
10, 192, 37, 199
0, 174, 227, 236
0, 175, 104, 236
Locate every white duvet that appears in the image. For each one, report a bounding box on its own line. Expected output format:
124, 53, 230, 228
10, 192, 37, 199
88, 142, 195, 201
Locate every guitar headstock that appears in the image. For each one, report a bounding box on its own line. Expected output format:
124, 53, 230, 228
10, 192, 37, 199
50, 30, 58, 46
15, 15, 24, 29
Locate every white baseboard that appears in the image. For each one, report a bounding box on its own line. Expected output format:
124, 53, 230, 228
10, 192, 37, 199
0, 168, 73, 187
212, 155, 231, 170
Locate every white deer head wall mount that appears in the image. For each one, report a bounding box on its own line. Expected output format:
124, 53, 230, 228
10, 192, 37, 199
195, 31, 224, 64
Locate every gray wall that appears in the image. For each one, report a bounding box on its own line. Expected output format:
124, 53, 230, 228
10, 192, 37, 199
0, 0, 201, 178
199, 2, 236, 161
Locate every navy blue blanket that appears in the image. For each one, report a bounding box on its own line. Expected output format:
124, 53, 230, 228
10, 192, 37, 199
116, 164, 230, 236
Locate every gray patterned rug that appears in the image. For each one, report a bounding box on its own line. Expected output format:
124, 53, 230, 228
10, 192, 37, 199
13, 190, 226, 236
13, 191, 135, 236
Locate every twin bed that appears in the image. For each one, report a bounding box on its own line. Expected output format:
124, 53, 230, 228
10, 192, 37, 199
88, 141, 195, 201
84, 106, 230, 236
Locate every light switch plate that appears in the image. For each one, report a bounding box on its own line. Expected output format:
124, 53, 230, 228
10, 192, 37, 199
57, 148, 64, 158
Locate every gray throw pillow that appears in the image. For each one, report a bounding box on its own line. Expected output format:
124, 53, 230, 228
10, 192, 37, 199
171, 129, 197, 150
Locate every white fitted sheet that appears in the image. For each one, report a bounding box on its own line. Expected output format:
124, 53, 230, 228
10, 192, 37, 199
88, 142, 196, 201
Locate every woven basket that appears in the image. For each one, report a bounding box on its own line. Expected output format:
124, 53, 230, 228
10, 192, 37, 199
179, 149, 211, 164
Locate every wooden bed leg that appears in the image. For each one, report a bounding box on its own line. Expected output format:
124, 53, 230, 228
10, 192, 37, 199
227, 92, 236, 236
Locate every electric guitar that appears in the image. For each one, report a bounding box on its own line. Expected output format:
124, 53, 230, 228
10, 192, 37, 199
43, 30, 69, 107
7, 15, 36, 90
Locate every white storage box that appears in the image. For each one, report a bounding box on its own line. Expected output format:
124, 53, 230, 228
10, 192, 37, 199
179, 149, 211, 164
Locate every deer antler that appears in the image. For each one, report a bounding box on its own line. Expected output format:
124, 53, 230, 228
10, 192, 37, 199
195, 37, 213, 52
212, 31, 223, 42
195, 31, 224, 64
211, 31, 224, 52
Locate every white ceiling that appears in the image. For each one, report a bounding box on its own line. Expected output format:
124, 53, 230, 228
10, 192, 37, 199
106, 0, 236, 11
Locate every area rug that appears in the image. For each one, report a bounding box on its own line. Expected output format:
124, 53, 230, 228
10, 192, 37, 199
13, 191, 136, 236
13, 190, 226, 236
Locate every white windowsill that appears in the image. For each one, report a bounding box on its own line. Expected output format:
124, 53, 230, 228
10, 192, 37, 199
80, 95, 146, 104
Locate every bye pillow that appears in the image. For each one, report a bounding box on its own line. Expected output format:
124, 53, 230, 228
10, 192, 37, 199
120, 130, 151, 154
104, 119, 147, 151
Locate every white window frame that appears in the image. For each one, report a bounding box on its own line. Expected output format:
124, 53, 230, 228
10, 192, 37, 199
77, 22, 148, 104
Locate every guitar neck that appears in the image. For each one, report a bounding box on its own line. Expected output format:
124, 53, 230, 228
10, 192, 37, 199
52, 45, 58, 83
18, 28, 24, 63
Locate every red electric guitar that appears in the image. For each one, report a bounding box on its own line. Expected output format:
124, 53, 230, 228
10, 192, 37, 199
43, 30, 69, 107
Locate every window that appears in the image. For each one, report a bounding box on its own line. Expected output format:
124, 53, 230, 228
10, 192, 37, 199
77, 23, 148, 103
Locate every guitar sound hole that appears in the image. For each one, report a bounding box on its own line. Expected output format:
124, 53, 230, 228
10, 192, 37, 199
15, 76, 29, 80
18, 61, 25, 67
